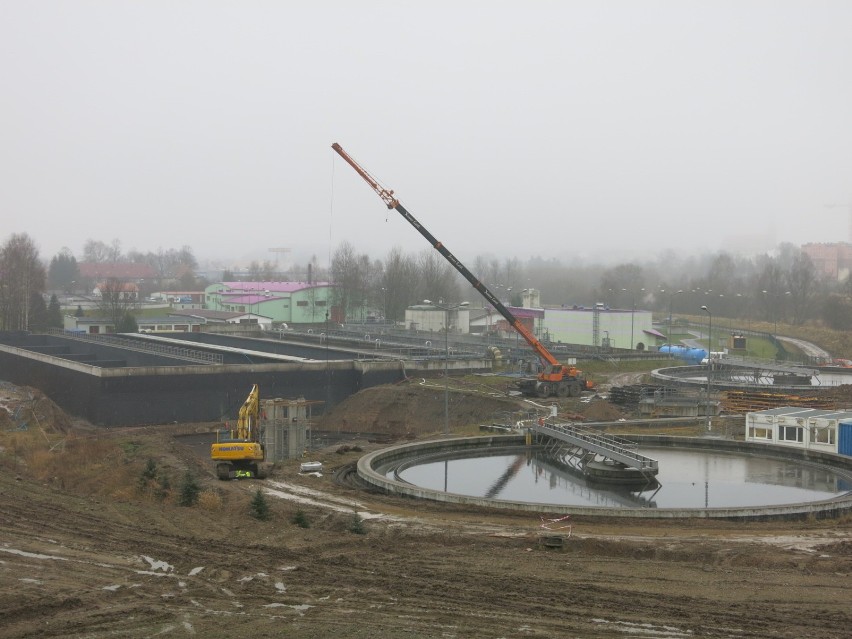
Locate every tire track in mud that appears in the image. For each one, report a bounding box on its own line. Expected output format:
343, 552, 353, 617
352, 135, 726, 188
3, 468, 852, 637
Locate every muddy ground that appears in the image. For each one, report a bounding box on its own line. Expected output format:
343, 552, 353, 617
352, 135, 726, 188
1, 378, 852, 638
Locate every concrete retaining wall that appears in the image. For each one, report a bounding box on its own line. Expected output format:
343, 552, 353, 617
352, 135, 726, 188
357, 434, 852, 520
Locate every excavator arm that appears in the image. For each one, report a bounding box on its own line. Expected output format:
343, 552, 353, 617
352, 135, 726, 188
332, 143, 560, 368
235, 383, 260, 441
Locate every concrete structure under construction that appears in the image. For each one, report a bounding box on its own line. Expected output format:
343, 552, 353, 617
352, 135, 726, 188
0, 329, 491, 427
260, 397, 317, 461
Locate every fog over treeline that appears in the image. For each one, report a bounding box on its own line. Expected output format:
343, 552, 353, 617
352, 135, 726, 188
4, 231, 852, 333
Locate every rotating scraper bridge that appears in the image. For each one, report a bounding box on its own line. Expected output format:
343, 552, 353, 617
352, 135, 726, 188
530, 419, 659, 481
652, 356, 824, 390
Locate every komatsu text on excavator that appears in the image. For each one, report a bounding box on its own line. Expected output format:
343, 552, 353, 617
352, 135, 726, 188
211, 384, 268, 480
332, 143, 594, 399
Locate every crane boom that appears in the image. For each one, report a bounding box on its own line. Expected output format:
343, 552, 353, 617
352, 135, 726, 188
331, 142, 559, 368
331, 142, 559, 366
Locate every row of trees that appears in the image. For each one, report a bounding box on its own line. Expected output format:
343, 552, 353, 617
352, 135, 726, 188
318, 240, 852, 331
45, 240, 200, 293
82, 238, 197, 278
3, 230, 852, 334
0, 234, 46, 330
1, 234, 193, 331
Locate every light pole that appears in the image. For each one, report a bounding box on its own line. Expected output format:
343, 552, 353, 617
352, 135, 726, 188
621, 287, 645, 349
701, 305, 712, 431
666, 289, 683, 346
423, 299, 469, 435
380, 287, 388, 323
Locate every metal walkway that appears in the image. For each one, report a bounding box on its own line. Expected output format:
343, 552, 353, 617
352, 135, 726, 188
528, 420, 659, 474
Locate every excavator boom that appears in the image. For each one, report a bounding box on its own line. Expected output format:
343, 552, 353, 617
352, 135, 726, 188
236, 383, 260, 440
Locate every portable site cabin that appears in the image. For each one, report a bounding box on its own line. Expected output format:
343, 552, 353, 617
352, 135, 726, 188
840, 420, 852, 457
745, 407, 852, 455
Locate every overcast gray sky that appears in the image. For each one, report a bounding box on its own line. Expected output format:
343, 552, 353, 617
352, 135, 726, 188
2, 1, 851, 268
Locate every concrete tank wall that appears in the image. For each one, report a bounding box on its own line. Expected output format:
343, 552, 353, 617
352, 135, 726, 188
0, 337, 487, 427
0, 343, 405, 426
357, 434, 852, 520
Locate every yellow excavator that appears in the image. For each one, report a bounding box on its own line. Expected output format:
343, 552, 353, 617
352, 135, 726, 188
211, 384, 267, 480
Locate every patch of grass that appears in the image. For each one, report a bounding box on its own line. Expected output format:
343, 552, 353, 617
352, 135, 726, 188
120, 441, 142, 457
197, 489, 222, 511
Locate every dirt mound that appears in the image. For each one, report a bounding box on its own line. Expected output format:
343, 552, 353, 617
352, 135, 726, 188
0, 381, 73, 433
582, 397, 626, 421
315, 381, 523, 437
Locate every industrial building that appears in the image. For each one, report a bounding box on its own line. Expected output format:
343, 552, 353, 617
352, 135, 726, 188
205, 281, 338, 325
413, 287, 657, 351
405, 303, 471, 333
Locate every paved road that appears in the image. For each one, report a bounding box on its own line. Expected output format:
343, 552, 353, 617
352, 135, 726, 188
776, 336, 831, 362
684, 331, 831, 363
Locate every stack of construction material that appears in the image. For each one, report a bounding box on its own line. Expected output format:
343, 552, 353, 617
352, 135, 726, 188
722, 390, 836, 413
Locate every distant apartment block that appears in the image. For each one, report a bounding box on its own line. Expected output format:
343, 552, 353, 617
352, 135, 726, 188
801, 242, 852, 281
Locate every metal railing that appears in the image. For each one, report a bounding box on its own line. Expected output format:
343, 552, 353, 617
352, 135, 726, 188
529, 419, 659, 471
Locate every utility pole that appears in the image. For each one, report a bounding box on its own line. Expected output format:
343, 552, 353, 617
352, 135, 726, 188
423, 299, 469, 435
701, 305, 712, 432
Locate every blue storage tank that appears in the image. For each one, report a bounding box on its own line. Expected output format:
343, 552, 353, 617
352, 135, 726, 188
686, 348, 708, 364
659, 345, 706, 364
838, 420, 852, 457
659, 345, 687, 357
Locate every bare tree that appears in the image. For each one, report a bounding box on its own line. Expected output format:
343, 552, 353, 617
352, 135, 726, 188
756, 258, 785, 322
599, 263, 645, 308
83, 238, 123, 263
417, 250, 459, 305
331, 241, 371, 321
0, 233, 46, 330
383, 247, 418, 321
97, 278, 138, 330
786, 252, 817, 325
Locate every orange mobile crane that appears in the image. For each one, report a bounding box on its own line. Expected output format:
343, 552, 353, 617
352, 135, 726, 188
332, 143, 594, 399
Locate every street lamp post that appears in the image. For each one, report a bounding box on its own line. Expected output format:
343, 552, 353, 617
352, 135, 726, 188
665, 289, 683, 346
622, 287, 644, 350
423, 299, 469, 435
701, 305, 712, 432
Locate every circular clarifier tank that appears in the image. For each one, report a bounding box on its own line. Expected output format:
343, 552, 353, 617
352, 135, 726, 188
358, 435, 852, 519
